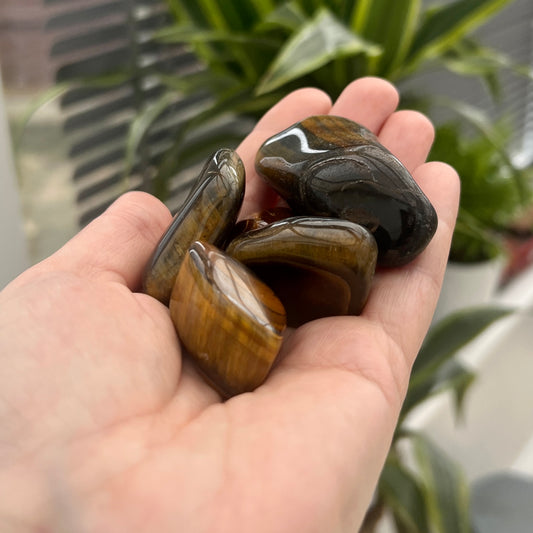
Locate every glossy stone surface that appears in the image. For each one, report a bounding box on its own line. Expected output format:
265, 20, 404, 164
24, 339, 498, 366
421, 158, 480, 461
230, 206, 293, 241
170, 241, 286, 398
226, 216, 377, 327
255, 115, 438, 267
143, 149, 245, 304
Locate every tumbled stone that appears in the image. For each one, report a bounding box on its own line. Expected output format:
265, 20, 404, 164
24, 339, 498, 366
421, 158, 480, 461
255, 115, 438, 267
170, 241, 286, 397
142, 148, 245, 304
226, 216, 377, 327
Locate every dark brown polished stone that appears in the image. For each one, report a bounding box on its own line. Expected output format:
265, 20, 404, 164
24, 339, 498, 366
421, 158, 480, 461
142, 149, 245, 304
170, 241, 286, 398
226, 216, 377, 327
255, 115, 438, 267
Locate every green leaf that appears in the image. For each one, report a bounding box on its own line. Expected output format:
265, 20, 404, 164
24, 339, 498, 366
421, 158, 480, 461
350, 0, 372, 30
257, 1, 308, 33
162, 0, 274, 83
431, 101, 532, 210
350, 0, 421, 78
152, 86, 256, 195
247, 0, 277, 19
413, 305, 512, 376
434, 359, 476, 418
13, 83, 71, 152
441, 38, 503, 100
123, 92, 178, 179
156, 24, 278, 47
166, 0, 208, 26
255, 7, 381, 95
194, 0, 244, 31
442, 38, 504, 76
411, 432, 471, 533
408, 0, 513, 70
401, 305, 511, 418
402, 357, 476, 419
156, 70, 236, 96
168, 0, 275, 33
14, 71, 130, 151
379, 457, 430, 533
449, 212, 503, 262
440, 37, 533, 100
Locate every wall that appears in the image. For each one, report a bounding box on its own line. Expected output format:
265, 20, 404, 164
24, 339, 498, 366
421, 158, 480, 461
0, 0, 55, 90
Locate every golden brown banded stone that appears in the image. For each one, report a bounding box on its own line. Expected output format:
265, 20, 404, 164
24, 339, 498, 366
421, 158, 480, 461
226, 216, 377, 327
142, 149, 245, 304
170, 241, 286, 398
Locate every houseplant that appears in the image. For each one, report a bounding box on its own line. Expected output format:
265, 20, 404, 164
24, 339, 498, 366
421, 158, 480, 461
34, 0, 525, 212
143, 0, 521, 190
361, 304, 513, 532
429, 118, 532, 321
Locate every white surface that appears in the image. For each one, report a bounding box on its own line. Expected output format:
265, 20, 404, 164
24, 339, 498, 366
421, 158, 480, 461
433, 258, 504, 324
407, 264, 533, 479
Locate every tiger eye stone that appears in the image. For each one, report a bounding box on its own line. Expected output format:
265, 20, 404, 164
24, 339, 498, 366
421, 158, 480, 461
255, 115, 438, 267
170, 241, 286, 398
142, 148, 245, 304
230, 206, 293, 240
226, 216, 377, 327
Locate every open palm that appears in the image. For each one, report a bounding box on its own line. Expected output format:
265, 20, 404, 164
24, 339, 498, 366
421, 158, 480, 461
0, 78, 459, 533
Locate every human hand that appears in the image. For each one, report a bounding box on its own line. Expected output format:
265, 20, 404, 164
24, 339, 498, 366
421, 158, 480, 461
0, 77, 459, 533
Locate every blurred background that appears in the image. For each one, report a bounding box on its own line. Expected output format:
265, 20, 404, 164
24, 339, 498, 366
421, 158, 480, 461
1, 1, 533, 532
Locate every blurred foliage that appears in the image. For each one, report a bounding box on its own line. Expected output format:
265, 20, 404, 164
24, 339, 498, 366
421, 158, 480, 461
148, 0, 524, 193
430, 120, 532, 261
149, 0, 532, 262
369, 305, 513, 533
162, 0, 518, 97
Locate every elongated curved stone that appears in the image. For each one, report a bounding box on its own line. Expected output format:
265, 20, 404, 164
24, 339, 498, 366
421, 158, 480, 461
226, 216, 377, 327
255, 115, 438, 267
142, 149, 245, 304
170, 241, 286, 397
